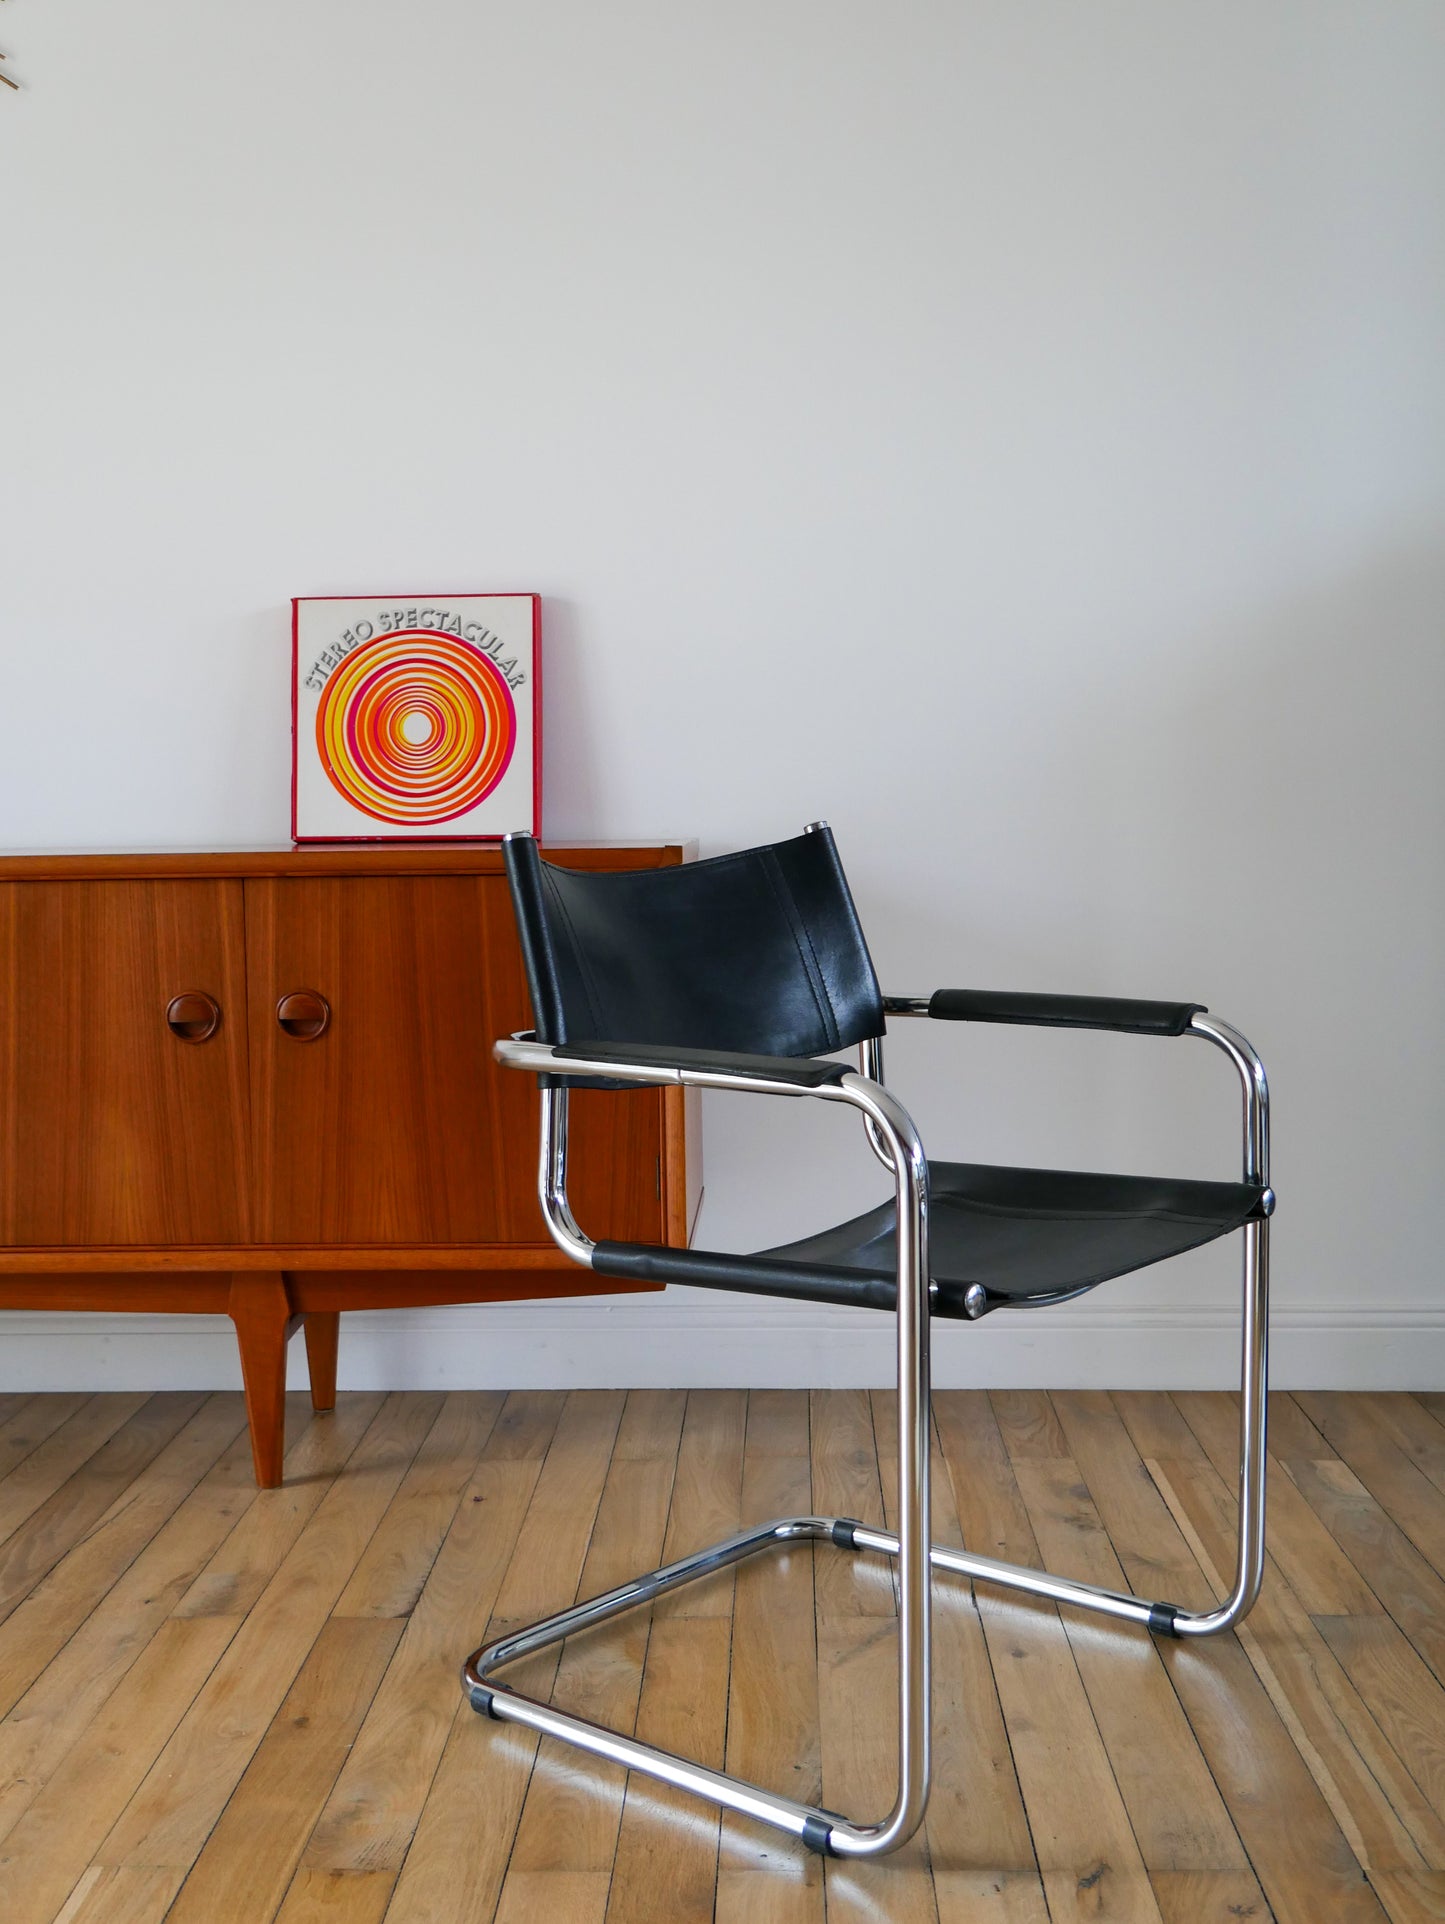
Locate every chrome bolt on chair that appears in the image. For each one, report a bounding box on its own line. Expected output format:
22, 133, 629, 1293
461, 823, 1272, 1860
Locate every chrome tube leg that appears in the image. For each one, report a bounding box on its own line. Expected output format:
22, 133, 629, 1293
1173, 1213, 1269, 1636
827, 1080, 933, 1859
893, 1118, 933, 1841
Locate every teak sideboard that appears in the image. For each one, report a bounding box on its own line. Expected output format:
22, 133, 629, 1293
0, 843, 700, 1483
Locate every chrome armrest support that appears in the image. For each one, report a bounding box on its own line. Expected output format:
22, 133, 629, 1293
497, 1032, 928, 1278
537, 1084, 593, 1267
1187, 1012, 1270, 1190
859, 1035, 895, 1171
495, 1032, 844, 1096
881, 997, 1271, 1193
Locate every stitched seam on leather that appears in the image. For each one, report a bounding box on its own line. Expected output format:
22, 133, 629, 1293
968, 1224, 1234, 1296
931, 1197, 1244, 1229
764, 1225, 1230, 1295
809, 839, 880, 1031
541, 869, 608, 1037
667, 845, 782, 880
768, 1186, 1251, 1237
759, 849, 838, 1050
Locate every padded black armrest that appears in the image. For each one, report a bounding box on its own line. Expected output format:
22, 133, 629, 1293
551, 1039, 852, 1088
926, 989, 1205, 1038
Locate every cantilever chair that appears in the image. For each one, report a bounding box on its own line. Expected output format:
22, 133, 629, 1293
462, 823, 1272, 1861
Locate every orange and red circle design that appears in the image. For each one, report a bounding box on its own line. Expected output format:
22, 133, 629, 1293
315, 629, 517, 824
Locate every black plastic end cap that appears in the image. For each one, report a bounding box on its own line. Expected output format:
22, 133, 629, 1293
468, 1681, 499, 1717
830, 1518, 862, 1550
1147, 1602, 1181, 1638
801, 1815, 837, 1856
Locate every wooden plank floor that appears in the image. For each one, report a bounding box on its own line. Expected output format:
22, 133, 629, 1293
0, 1390, 1442, 1922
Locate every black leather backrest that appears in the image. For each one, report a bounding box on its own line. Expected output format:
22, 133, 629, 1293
504, 827, 885, 1058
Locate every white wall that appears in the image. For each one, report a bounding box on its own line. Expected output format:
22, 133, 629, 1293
2, 2, 1442, 1390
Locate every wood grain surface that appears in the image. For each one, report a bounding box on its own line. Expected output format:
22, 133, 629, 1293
244, 873, 667, 1248
0, 880, 252, 1246
0, 1387, 1440, 1921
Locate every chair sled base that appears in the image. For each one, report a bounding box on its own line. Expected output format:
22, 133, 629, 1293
462, 1494, 1250, 1860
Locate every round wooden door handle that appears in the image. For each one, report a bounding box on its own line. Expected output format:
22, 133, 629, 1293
276, 990, 331, 1040
166, 992, 221, 1043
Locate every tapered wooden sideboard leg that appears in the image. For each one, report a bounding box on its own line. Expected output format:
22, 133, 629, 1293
302, 1310, 340, 1411
228, 1273, 300, 1487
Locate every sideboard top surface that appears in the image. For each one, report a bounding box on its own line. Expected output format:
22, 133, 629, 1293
0, 842, 695, 881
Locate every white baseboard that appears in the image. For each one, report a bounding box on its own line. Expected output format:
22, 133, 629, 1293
0, 1297, 1441, 1392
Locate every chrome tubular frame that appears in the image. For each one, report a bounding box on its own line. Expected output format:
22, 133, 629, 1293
878, 999, 1273, 1638
859, 1035, 896, 1170
462, 1014, 1271, 1856
1179, 1012, 1271, 1635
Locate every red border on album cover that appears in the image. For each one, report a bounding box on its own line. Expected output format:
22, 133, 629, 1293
290, 593, 542, 844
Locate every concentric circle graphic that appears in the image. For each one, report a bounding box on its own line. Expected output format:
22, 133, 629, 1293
315, 629, 517, 824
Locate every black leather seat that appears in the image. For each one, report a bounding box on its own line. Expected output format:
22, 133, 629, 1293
764, 1161, 1265, 1312
594, 1154, 1265, 1318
